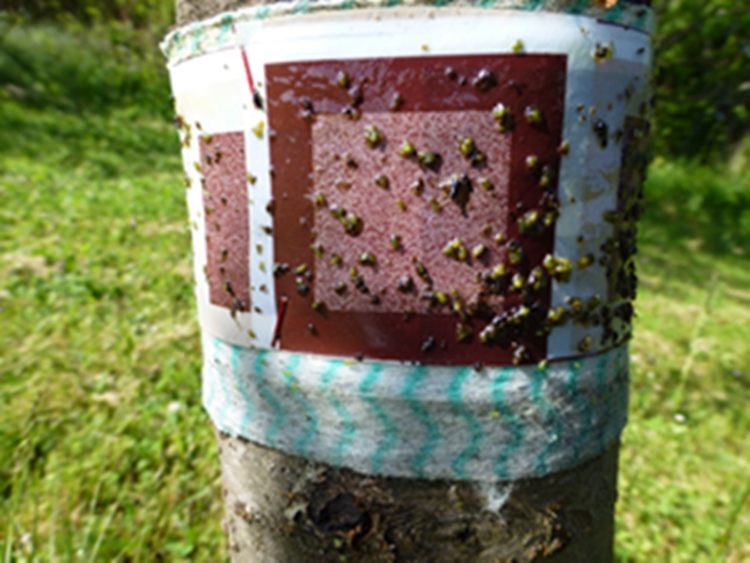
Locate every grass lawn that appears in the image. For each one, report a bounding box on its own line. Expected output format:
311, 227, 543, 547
616, 161, 750, 562
1, 22, 749, 562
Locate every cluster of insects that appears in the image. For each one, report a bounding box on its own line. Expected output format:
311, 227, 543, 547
194, 132, 254, 318
194, 46, 646, 362
598, 119, 650, 346
266, 62, 641, 364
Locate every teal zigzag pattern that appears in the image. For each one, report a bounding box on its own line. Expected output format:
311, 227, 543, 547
402, 366, 440, 477
232, 341, 254, 437
205, 338, 630, 481
448, 367, 484, 479
491, 369, 524, 480
284, 355, 320, 457
253, 349, 285, 447
359, 364, 398, 474
161, 0, 655, 64
320, 360, 356, 465
567, 359, 587, 462
532, 364, 556, 476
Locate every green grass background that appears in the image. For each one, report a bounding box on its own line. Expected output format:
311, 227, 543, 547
1, 15, 749, 562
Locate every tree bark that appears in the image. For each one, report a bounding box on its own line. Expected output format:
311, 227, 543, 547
176, 0, 258, 26
217, 429, 619, 562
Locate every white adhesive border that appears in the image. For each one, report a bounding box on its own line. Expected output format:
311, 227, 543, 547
169, 8, 651, 358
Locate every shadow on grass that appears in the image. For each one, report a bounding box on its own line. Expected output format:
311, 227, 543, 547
0, 100, 180, 178
0, 17, 180, 178
0, 17, 172, 117
637, 159, 750, 299
644, 159, 750, 247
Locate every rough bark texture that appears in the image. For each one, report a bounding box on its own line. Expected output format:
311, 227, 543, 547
176, 0, 650, 26
217, 430, 619, 562
177, 0, 260, 25
177, 2, 622, 561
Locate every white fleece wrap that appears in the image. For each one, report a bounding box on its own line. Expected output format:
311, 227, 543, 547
205, 338, 628, 481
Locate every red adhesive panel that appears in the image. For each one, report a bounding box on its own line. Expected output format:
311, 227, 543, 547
267, 55, 566, 364
311, 110, 511, 314
200, 132, 250, 314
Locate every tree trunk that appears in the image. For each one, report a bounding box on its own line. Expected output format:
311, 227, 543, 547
169, 1, 651, 560
217, 428, 619, 562
177, 0, 251, 25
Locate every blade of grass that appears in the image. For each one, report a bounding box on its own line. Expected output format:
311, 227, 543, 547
671, 271, 718, 408
88, 497, 121, 563
3, 521, 13, 563
713, 483, 750, 561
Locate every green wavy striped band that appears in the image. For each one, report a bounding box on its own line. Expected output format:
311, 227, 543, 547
161, 0, 654, 64
203, 335, 629, 481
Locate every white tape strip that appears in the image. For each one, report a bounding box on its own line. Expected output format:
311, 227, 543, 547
204, 337, 629, 481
